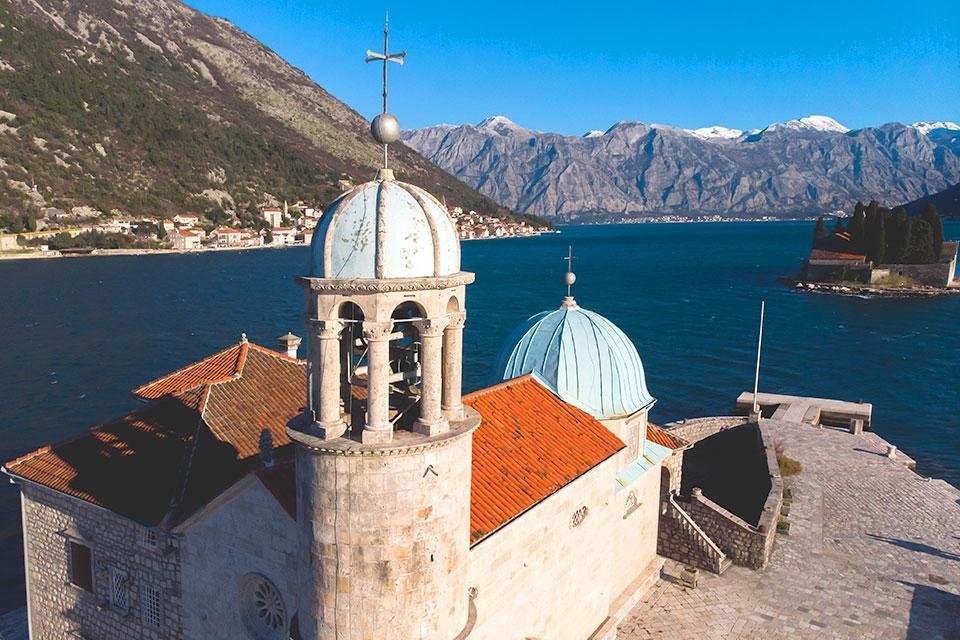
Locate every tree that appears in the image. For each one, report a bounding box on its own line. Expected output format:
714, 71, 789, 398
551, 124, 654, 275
832, 216, 846, 233
872, 212, 886, 264
907, 219, 935, 263
921, 204, 944, 258
889, 208, 910, 263
848, 204, 866, 250
813, 217, 827, 244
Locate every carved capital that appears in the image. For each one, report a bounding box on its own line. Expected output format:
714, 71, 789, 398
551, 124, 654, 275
413, 317, 450, 338
446, 311, 467, 330
362, 321, 393, 341
309, 319, 344, 340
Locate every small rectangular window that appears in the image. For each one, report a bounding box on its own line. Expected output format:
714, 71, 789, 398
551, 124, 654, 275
142, 529, 159, 549
110, 568, 129, 612
142, 584, 162, 628
69, 541, 93, 592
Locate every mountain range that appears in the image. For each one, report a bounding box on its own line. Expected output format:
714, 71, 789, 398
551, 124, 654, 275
0, 0, 534, 225
403, 116, 960, 220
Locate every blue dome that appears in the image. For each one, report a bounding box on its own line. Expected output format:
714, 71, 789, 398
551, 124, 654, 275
495, 301, 655, 420
309, 173, 460, 279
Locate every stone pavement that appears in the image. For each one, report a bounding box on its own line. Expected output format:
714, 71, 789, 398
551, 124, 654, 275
618, 418, 960, 640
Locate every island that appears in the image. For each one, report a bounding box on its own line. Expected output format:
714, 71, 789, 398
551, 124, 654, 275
792, 202, 959, 296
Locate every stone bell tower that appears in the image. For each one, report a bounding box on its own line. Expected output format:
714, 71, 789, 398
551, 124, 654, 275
286, 19, 480, 640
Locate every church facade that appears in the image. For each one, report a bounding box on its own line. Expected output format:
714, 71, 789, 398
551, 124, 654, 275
3, 167, 682, 640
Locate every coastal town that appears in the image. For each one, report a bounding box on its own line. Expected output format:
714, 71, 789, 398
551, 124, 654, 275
0, 200, 553, 258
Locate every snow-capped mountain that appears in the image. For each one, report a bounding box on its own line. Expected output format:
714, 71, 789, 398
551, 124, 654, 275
911, 121, 960, 136
768, 115, 850, 134
403, 114, 960, 220
686, 125, 743, 140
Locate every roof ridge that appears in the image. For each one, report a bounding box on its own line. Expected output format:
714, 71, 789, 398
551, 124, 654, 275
131, 341, 245, 398
246, 341, 305, 365
462, 374, 538, 401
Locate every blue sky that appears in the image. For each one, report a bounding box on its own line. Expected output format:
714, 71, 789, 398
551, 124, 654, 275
187, 0, 959, 136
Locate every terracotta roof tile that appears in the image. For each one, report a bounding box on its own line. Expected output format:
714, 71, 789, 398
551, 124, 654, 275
3, 387, 204, 525
132, 342, 247, 401
647, 423, 688, 449
5, 341, 306, 528
464, 375, 625, 544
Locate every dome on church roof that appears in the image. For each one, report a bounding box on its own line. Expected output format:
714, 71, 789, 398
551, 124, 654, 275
495, 300, 654, 420
309, 171, 460, 279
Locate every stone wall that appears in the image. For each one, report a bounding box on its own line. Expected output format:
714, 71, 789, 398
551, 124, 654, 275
295, 430, 474, 640
876, 260, 955, 287
467, 452, 661, 640
664, 417, 748, 446
177, 477, 298, 640
682, 424, 783, 570
655, 502, 717, 572
19, 482, 183, 640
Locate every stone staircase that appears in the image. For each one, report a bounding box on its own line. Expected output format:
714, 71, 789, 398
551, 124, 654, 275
665, 495, 731, 574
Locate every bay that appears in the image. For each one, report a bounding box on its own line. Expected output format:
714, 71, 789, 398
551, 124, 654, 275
0, 220, 957, 612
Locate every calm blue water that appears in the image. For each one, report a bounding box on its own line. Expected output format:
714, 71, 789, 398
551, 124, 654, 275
0, 221, 958, 612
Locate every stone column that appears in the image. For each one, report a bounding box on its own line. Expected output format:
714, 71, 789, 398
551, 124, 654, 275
362, 321, 393, 444
309, 319, 345, 440
441, 311, 466, 422
414, 316, 450, 436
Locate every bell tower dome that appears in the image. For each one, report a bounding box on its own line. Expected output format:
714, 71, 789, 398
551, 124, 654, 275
286, 18, 480, 640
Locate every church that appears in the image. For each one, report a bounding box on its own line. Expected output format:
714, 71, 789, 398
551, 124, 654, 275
3, 32, 696, 640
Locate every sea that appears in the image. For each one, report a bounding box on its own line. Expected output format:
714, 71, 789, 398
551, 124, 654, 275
1, 220, 958, 612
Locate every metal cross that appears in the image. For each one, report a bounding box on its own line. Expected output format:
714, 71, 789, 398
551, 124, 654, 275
365, 13, 406, 114
563, 246, 575, 272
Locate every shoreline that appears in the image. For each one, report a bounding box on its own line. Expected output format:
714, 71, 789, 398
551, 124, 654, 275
787, 279, 960, 298
0, 231, 557, 262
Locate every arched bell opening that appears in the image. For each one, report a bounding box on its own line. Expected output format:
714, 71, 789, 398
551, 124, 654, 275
389, 301, 427, 430
337, 301, 367, 432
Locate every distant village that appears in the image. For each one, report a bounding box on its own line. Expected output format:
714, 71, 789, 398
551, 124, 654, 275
0, 199, 553, 257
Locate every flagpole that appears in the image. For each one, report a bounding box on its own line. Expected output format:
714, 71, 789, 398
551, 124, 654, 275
753, 300, 765, 414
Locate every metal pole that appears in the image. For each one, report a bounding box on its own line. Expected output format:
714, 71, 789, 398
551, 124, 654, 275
753, 300, 765, 413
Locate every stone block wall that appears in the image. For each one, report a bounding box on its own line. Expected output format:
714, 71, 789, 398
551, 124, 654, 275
178, 477, 298, 640
682, 424, 783, 570
876, 260, 955, 287
467, 454, 661, 640
655, 502, 716, 572
19, 482, 182, 640
295, 431, 474, 640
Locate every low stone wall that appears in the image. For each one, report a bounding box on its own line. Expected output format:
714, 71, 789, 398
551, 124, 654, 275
681, 422, 783, 570
877, 261, 955, 287
663, 417, 747, 446
804, 260, 873, 284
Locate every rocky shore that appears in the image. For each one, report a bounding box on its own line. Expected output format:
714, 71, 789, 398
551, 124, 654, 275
789, 280, 960, 298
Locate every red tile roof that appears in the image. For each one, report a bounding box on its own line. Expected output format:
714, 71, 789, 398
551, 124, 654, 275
809, 249, 867, 262
4, 350, 627, 543
464, 375, 625, 544
4, 340, 305, 527
647, 423, 688, 449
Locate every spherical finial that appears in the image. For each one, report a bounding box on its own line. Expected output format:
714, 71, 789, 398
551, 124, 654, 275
565, 271, 577, 287
371, 113, 401, 144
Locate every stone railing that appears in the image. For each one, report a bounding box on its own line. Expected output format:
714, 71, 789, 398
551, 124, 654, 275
657, 494, 728, 574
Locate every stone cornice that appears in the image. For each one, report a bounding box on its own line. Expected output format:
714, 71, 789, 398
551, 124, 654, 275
286, 408, 481, 457
296, 272, 475, 294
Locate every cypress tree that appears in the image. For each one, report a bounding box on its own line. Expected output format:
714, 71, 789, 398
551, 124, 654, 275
907, 219, 935, 263
848, 204, 866, 250
921, 204, 944, 259
832, 216, 846, 234
873, 213, 886, 264
890, 207, 909, 263
813, 217, 828, 244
